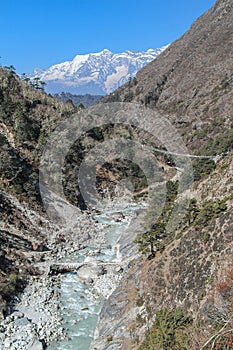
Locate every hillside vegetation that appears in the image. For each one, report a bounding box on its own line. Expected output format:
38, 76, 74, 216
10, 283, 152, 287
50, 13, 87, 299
0, 67, 78, 314
91, 1, 233, 349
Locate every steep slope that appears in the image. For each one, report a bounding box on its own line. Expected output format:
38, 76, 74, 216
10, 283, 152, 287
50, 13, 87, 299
92, 0, 233, 349
105, 0, 233, 152
31, 47, 168, 95
0, 68, 78, 315
92, 152, 233, 349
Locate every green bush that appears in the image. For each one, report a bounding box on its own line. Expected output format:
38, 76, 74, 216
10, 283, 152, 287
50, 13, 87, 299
14, 109, 41, 143
138, 308, 192, 350
2, 273, 26, 302
135, 181, 178, 256
0, 134, 8, 146
9, 273, 17, 285
202, 125, 233, 156
193, 158, 216, 181
193, 124, 233, 181
193, 199, 227, 229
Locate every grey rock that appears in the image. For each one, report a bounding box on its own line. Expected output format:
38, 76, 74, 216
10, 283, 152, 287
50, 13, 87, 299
192, 120, 203, 130
107, 212, 124, 222
97, 265, 107, 276
86, 277, 94, 284
115, 266, 124, 273
4, 338, 11, 348
81, 305, 89, 311
12, 311, 24, 319
27, 338, 44, 350
5, 316, 13, 323
14, 317, 31, 327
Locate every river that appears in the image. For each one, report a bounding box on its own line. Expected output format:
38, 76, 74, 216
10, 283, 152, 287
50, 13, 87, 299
47, 205, 142, 350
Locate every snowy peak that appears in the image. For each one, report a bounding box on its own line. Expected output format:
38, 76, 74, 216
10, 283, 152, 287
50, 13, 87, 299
32, 46, 169, 95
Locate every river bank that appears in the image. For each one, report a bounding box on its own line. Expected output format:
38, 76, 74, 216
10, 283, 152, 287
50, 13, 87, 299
0, 200, 145, 350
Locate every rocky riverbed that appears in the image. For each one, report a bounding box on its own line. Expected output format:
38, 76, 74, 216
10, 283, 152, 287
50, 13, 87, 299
0, 199, 145, 350
0, 276, 64, 350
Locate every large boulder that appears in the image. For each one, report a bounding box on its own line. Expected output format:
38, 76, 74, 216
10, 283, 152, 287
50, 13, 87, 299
77, 263, 107, 280
27, 337, 44, 350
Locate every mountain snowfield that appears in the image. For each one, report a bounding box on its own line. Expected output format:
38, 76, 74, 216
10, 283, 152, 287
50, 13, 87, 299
32, 46, 169, 95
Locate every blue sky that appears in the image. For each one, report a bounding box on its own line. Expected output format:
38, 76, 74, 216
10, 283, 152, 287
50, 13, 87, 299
0, 0, 215, 73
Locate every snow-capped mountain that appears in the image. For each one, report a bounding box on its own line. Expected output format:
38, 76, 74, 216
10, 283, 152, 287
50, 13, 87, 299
32, 46, 169, 95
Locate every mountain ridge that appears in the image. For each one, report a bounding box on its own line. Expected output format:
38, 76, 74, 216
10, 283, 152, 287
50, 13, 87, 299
54, 92, 103, 107
31, 46, 169, 95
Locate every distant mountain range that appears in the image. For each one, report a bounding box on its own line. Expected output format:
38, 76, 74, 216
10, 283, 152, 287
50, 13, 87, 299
31, 47, 168, 95
54, 92, 103, 107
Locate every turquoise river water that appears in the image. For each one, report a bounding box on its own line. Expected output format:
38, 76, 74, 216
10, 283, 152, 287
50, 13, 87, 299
47, 205, 140, 350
